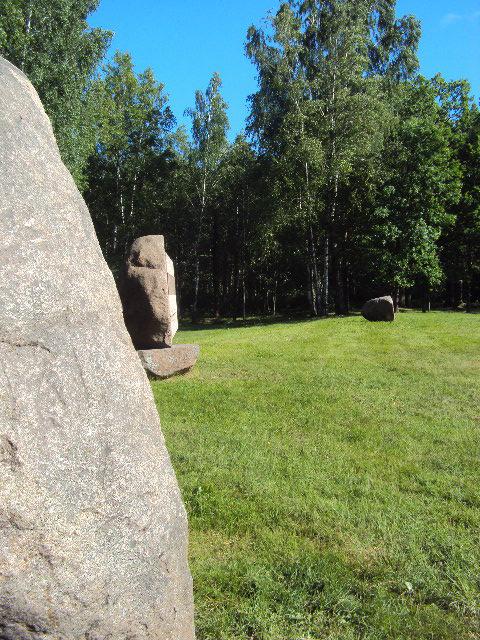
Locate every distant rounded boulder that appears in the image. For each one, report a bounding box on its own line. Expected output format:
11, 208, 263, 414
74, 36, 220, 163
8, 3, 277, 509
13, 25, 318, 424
362, 296, 395, 322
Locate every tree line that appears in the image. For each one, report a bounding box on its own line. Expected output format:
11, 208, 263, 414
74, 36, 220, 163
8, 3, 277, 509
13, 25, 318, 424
1, 0, 479, 319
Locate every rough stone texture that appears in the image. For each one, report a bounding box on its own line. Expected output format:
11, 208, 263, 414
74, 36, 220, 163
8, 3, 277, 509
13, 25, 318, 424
120, 236, 178, 350
166, 254, 179, 339
0, 56, 195, 640
362, 296, 395, 322
138, 346, 200, 380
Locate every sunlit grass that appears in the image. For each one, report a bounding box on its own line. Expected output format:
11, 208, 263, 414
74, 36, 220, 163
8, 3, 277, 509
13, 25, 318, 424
152, 312, 480, 640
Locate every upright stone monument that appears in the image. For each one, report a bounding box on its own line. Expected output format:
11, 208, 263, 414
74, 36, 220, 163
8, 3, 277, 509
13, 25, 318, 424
121, 235, 178, 349
0, 56, 195, 639
120, 236, 199, 380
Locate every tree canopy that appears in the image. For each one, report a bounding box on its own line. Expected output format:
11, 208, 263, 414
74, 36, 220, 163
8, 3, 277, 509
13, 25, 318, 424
1, 0, 478, 317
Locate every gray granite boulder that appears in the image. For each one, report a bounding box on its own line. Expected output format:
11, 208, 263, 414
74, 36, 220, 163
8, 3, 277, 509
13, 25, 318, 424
120, 236, 178, 350
138, 345, 200, 380
362, 296, 395, 322
0, 56, 195, 640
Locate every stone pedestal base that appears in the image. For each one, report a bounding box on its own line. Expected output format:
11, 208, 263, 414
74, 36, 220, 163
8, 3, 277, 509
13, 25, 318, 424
138, 345, 200, 380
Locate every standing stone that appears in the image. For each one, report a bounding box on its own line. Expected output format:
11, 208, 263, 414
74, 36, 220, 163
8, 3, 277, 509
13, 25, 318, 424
120, 236, 178, 349
120, 236, 199, 381
0, 56, 195, 640
362, 296, 395, 322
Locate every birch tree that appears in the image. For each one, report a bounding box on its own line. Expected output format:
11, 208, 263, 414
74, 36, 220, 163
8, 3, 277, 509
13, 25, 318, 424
185, 73, 229, 317
247, 0, 420, 314
86, 52, 175, 265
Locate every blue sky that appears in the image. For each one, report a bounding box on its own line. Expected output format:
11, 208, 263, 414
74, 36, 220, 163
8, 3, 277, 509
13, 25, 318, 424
89, 0, 480, 138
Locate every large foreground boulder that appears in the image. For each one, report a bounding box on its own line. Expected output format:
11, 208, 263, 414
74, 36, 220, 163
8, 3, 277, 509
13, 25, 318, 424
362, 296, 395, 322
120, 236, 178, 349
0, 57, 195, 639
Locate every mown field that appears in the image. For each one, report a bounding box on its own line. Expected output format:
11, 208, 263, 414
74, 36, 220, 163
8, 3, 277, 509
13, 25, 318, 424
152, 312, 480, 640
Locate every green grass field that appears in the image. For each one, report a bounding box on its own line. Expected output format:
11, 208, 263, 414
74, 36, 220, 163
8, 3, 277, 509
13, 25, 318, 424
151, 312, 480, 640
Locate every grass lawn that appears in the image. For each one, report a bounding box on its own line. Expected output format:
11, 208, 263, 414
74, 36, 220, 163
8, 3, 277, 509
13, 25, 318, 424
151, 312, 480, 640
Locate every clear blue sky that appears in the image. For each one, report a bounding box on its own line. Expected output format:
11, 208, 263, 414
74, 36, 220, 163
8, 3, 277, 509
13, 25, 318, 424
89, 0, 480, 138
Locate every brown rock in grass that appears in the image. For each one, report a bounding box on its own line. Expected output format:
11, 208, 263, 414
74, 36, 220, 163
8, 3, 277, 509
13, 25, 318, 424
362, 296, 395, 322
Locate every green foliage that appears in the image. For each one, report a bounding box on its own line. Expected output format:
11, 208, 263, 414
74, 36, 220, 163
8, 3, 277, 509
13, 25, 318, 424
0, 0, 111, 187
2, 0, 478, 315
86, 51, 175, 264
246, 0, 421, 315
186, 72, 229, 175
184, 73, 230, 315
155, 313, 480, 639
437, 78, 480, 307
363, 78, 462, 293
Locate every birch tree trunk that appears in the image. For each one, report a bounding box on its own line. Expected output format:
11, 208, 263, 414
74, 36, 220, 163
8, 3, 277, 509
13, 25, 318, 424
192, 168, 207, 319
22, 2, 33, 72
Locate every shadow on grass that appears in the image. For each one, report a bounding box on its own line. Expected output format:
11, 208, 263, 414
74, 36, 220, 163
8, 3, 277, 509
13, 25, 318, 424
178, 308, 477, 333
178, 312, 361, 332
